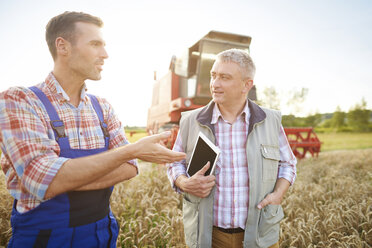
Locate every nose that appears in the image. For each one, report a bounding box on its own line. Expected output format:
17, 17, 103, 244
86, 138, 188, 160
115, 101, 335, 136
210, 77, 220, 88
101, 47, 109, 59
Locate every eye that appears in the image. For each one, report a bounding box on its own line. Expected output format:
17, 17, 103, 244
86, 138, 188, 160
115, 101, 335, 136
91, 41, 102, 47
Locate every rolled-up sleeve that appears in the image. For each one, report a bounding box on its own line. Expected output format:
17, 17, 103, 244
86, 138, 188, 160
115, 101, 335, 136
278, 125, 297, 185
166, 132, 187, 193
0, 87, 68, 200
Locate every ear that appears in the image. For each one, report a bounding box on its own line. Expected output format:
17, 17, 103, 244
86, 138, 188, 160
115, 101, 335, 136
55, 37, 71, 57
242, 79, 254, 94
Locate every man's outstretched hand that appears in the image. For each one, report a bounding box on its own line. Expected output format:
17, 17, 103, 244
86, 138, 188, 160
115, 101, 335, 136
133, 131, 186, 164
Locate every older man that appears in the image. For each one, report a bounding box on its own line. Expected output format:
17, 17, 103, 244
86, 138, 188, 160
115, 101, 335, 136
167, 49, 296, 248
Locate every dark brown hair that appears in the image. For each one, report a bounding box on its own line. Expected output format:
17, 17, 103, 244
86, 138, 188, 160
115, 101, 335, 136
45, 11, 103, 60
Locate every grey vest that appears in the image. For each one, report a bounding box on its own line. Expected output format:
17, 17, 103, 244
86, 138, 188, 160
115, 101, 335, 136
179, 100, 284, 248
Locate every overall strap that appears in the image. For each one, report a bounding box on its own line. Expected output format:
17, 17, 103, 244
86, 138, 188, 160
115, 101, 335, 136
88, 94, 110, 148
29, 86, 70, 149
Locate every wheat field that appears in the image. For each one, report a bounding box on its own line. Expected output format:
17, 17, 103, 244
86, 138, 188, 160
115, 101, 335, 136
1, 149, 371, 247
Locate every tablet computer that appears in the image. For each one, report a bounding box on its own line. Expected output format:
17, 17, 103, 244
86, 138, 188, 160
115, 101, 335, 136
186, 132, 221, 177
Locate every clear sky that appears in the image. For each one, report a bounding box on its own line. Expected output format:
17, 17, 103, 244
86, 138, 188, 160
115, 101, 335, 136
1, 0, 371, 126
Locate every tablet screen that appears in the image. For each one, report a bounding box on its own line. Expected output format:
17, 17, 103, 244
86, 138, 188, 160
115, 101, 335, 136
186, 132, 220, 177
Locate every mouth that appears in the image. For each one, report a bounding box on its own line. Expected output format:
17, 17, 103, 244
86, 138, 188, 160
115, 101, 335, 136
96, 63, 104, 71
212, 91, 223, 95
96, 59, 104, 67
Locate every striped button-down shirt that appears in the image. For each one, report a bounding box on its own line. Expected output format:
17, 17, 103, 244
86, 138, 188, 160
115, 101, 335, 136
0, 73, 137, 213
167, 101, 296, 229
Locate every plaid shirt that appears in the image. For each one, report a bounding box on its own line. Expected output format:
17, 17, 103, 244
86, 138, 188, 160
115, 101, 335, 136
167, 101, 296, 229
0, 73, 137, 213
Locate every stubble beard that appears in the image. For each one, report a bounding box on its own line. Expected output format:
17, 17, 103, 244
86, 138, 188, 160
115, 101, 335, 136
76, 64, 102, 81
89, 71, 101, 81
69, 53, 102, 81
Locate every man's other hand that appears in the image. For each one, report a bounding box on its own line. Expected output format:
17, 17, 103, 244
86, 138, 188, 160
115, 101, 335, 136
133, 131, 186, 164
257, 178, 290, 209
176, 162, 216, 198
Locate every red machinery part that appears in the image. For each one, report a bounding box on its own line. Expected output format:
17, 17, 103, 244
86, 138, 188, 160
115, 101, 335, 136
283, 127, 322, 159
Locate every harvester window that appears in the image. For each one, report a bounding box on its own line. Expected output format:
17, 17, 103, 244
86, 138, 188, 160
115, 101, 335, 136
197, 41, 226, 97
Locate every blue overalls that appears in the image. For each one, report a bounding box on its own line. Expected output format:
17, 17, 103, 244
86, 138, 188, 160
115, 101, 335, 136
8, 87, 119, 248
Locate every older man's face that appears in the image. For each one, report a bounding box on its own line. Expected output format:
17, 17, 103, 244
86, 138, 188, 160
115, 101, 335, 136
210, 60, 250, 108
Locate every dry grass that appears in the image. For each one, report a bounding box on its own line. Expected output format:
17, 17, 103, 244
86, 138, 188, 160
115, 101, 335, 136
111, 162, 185, 247
0, 173, 12, 246
0, 149, 371, 247
279, 149, 372, 248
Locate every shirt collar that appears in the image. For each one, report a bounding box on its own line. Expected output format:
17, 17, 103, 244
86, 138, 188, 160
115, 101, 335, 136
44, 72, 88, 103
211, 100, 250, 124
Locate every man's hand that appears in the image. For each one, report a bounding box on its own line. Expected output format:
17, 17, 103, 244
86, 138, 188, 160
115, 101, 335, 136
257, 192, 282, 210
133, 132, 186, 164
257, 178, 290, 209
176, 162, 216, 198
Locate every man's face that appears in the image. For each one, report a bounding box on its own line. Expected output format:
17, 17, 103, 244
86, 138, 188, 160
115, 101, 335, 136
68, 22, 108, 81
210, 60, 251, 107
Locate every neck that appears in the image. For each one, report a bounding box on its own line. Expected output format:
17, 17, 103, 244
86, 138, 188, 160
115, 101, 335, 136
53, 64, 85, 107
217, 99, 247, 124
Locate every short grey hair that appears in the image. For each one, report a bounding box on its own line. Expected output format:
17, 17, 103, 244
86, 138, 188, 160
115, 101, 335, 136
216, 48, 256, 79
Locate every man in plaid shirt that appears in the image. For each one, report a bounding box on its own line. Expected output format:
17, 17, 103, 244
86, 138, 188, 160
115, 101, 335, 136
0, 11, 185, 247
167, 49, 296, 248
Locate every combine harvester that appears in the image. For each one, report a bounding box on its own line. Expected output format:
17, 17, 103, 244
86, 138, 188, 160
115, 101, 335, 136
147, 31, 321, 159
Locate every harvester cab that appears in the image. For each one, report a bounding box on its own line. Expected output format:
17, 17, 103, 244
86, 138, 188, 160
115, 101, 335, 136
147, 30, 256, 135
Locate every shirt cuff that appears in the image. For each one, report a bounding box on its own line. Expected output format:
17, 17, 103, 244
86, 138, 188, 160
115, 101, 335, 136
277, 168, 296, 185
127, 159, 139, 174
25, 157, 70, 200
173, 173, 188, 194
167, 162, 187, 194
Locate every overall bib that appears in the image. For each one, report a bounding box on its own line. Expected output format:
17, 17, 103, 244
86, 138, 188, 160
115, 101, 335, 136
8, 87, 119, 248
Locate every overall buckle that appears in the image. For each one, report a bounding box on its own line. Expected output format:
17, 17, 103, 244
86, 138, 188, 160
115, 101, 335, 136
50, 120, 66, 140
100, 122, 109, 137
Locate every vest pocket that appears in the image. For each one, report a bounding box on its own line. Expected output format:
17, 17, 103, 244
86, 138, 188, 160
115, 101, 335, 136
258, 204, 284, 240
260, 144, 280, 181
183, 195, 199, 247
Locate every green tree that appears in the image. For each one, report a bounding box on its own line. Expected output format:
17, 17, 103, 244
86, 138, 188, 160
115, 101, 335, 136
304, 113, 322, 127
282, 114, 303, 127
331, 106, 346, 129
321, 118, 332, 128
347, 99, 371, 132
